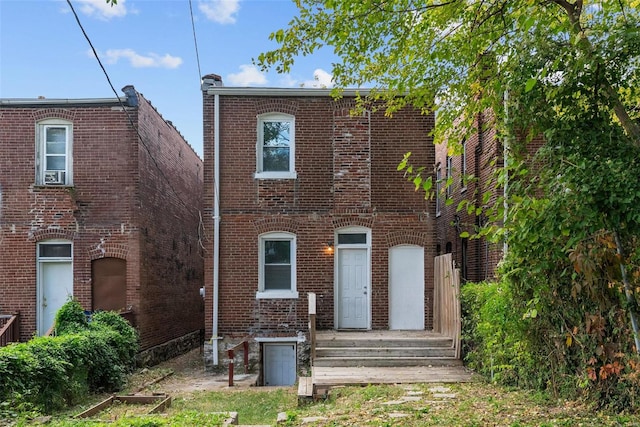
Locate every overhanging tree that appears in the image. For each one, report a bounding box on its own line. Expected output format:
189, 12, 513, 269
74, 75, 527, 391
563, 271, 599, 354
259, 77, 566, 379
257, 0, 640, 403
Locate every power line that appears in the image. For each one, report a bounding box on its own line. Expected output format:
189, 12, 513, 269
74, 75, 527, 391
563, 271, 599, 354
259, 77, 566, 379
189, 0, 203, 82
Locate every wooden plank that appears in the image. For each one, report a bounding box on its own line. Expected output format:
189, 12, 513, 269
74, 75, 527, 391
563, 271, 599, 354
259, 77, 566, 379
148, 396, 172, 414
312, 366, 473, 386
298, 376, 313, 397
75, 396, 115, 418
115, 395, 166, 404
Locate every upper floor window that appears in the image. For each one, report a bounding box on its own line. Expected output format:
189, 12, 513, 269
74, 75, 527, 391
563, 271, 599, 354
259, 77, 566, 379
36, 119, 73, 186
460, 139, 467, 192
446, 155, 453, 197
255, 114, 296, 179
257, 232, 298, 299
436, 166, 442, 216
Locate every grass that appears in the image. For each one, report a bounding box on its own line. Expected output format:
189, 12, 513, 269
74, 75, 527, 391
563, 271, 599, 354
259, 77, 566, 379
28, 381, 640, 426
5, 355, 640, 426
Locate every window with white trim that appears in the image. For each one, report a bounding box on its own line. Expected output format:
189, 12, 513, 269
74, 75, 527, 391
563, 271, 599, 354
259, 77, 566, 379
255, 114, 296, 179
436, 166, 442, 216
36, 119, 73, 186
257, 232, 298, 298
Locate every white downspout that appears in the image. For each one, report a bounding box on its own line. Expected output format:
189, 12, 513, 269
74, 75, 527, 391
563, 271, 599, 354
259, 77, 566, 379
212, 93, 221, 365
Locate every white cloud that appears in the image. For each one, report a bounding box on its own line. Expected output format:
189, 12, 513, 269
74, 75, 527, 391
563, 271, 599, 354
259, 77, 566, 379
301, 69, 334, 88
199, 0, 240, 24
227, 64, 267, 86
77, 0, 128, 20
90, 49, 183, 69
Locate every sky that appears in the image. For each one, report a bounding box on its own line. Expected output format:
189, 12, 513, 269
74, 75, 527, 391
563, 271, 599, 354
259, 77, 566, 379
0, 0, 337, 157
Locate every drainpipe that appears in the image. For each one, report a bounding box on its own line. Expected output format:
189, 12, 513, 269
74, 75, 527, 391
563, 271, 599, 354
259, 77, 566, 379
212, 92, 221, 366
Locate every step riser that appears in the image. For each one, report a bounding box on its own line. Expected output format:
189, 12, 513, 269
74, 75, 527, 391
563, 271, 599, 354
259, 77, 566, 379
316, 348, 455, 358
313, 358, 462, 368
316, 339, 453, 348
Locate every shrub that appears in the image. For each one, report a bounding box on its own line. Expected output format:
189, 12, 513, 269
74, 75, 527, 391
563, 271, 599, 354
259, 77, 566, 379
461, 281, 540, 388
0, 300, 139, 413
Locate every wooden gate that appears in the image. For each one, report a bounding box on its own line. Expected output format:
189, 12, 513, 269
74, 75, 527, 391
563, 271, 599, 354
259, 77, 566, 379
433, 253, 461, 359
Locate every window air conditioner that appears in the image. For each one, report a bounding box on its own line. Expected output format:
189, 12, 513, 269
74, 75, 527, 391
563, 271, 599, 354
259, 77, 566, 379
44, 170, 65, 185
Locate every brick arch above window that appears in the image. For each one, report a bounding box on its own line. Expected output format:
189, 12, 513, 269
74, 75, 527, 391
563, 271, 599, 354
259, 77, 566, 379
331, 216, 374, 230
32, 108, 76, 122
255, 99, 298, 116
29, 229, 76, 243
385, 231, 430, 249
253, 216, 298, 235
88, 242, 129, 261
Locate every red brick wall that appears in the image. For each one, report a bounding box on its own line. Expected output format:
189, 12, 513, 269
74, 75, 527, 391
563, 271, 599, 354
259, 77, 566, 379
131, 94, 204, 350
203, 91, 436, 339
0, 95, 204, 350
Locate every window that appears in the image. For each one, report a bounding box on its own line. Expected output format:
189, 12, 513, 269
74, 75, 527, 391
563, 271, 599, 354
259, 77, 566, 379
436, 166, 442, 216
37, 120, 73, 186
255, 114, 296, 179
446, 155, 453, 197
257, 232, 297, 298
460, 139, 467, 192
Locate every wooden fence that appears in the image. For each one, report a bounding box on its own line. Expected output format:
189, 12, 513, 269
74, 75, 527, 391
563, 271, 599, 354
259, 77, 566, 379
433, 254, 461, 359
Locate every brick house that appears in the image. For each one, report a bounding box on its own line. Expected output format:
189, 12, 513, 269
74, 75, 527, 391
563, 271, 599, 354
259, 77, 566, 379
434, 112, 545, 283
0, 87, 204, 364
201, 75, 437, 384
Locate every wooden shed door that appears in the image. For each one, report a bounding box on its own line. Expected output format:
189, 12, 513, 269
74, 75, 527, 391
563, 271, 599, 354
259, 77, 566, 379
92, 258, 126, 312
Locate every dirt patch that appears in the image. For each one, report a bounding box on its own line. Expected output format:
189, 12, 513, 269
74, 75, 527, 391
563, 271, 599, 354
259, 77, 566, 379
128, 348, 258, 395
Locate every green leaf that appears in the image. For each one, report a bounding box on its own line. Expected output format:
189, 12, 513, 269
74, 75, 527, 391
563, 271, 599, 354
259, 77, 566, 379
525, 78, 537, 93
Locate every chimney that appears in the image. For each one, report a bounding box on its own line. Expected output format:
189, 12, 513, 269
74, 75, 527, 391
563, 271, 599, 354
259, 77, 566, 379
201, 74, 224, 91
121, 85, 139, 107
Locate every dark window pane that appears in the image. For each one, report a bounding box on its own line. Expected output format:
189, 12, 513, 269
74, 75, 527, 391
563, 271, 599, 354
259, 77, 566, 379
263, 147, 290, 171
39, 244, 72, 258
265, 240, 290, 264
337, 233, 367, 245
46, 141, 66, 155
46, 156, 66, 170
265, 265, 291, 290
46, 127, 66, 143
263, 121, 290, 147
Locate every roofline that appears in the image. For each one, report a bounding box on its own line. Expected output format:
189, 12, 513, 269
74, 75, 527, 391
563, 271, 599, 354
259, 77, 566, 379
204, 86, 372, 97
0, 97, 129, 107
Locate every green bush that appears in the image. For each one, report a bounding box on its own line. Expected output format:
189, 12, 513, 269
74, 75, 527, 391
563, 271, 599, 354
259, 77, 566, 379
461, 281, 540, 388
0, 300, 139, 413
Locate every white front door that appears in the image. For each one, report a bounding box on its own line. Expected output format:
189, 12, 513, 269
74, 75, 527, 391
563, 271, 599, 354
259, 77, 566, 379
263, 343, 296, 386
39, 261, 73, 335
389, 245, 425, 330
337, 248, 369, 329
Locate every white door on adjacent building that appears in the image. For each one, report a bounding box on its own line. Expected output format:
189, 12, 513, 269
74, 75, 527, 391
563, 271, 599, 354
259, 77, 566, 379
389, 245, 425, 330
263, 343, 297, 386
38, 242, 73, 335
337, 248, 369, 329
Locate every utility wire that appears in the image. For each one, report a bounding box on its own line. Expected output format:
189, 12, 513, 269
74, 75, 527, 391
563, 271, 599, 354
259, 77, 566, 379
66, 0, 193, 212
189, 0, 203, 81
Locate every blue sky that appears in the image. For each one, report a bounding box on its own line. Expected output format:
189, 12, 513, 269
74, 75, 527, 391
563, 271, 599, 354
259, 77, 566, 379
0, 0, 336, 157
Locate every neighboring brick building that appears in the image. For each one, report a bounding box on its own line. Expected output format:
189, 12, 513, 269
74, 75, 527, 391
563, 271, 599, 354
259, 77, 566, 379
201, 75, 437, 384
0, 87, 204, 364
435, 112, 546, 283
